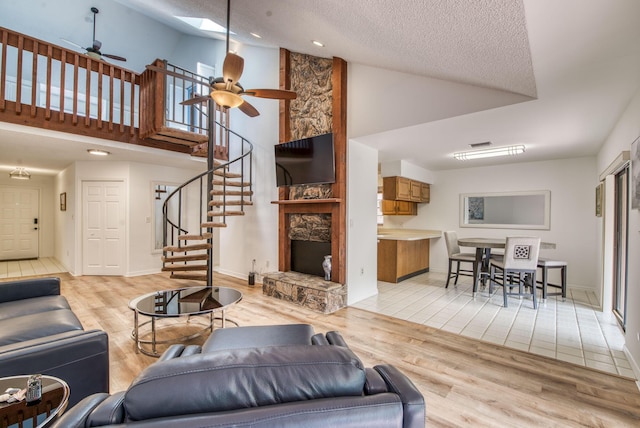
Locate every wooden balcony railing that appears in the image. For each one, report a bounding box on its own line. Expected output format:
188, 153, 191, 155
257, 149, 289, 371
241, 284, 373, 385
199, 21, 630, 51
0, 27, 225, 157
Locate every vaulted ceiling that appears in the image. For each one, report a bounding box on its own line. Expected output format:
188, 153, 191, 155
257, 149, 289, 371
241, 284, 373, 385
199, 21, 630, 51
1, 0, 640, 173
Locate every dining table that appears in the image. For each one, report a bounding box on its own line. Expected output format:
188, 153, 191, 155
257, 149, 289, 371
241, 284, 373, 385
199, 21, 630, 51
457, 237, 556, 295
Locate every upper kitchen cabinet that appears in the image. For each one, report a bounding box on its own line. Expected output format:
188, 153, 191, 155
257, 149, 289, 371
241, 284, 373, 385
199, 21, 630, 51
383, 176, 430, 203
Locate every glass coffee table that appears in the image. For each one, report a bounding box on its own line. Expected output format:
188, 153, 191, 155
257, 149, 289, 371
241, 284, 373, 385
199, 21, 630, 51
129, 286, 242, 357
0, 375, 69, 427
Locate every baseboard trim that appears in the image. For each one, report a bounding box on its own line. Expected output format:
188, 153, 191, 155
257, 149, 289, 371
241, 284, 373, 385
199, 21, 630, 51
623, 345, 640, 392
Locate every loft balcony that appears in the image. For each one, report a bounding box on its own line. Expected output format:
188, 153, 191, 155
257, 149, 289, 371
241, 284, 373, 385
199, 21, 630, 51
0, 26, 228, 159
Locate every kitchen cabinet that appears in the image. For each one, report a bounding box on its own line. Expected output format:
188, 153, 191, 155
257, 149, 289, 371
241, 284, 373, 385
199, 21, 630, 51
381, 200, 417, 215
383, 176, 430, 203
377, 238, 430, 283
420, 183, 430, 202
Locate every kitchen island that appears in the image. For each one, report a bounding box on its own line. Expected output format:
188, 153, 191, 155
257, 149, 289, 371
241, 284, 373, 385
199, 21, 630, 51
377, 229, 441, 283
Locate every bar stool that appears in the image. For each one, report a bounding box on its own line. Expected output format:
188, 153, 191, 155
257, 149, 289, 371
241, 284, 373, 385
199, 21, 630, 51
536, 258, 567, 300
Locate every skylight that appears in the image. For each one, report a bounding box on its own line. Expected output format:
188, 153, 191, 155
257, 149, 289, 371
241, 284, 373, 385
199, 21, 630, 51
176, 16, 234, 34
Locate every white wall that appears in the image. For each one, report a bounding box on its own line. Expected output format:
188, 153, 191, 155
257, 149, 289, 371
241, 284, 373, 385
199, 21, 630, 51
54, 160, 203, 276
347, 140, 379, 304
0, 175, 55, 258
597, 86, 640, 382
1, 0, 183, 73
216, 44, 280, 281
384, 157, 599, 292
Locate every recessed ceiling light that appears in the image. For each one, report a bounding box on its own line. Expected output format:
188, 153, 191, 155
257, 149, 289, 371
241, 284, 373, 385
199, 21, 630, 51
250, 32, 262, 39
87, 149, 111, 156
312, 40, 324, 47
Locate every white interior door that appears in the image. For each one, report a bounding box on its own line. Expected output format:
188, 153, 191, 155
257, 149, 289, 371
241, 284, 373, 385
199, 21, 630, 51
0, 187, 39, 261
82, 181, 126, 275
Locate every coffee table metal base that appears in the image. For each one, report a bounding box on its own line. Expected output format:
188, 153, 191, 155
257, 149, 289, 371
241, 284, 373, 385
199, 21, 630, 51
129, 286, 242, 357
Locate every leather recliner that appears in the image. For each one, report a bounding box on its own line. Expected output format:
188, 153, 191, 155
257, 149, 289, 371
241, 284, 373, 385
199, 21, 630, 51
54, 324, 425, 427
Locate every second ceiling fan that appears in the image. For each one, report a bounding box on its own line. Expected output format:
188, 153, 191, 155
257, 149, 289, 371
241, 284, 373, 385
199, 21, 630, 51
149, 0, 295, 117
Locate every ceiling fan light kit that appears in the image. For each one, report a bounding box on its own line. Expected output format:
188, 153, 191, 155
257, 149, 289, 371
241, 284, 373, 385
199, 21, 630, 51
454, 144, 525, 161
9, 167, 31, 180
211, 90, 243, 108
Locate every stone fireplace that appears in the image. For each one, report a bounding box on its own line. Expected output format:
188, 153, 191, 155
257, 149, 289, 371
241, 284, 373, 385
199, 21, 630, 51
265, 50, 347, 314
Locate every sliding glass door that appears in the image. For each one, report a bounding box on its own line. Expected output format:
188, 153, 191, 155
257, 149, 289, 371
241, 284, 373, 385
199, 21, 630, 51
613, 166, 629, 329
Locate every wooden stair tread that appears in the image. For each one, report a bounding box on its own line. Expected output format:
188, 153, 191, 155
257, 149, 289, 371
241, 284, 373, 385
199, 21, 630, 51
201, 222, 227, 228
209, 200, 253, 207
178, 233, 213, 240
207, 210, 245, 217
163, 243, 211, 252
212, 179, 250, 187
213, 170, 243, 178
210, 190, 254, 196
162, 254, 208, 263
162, 264, 208, 272
170, 273, 208, 281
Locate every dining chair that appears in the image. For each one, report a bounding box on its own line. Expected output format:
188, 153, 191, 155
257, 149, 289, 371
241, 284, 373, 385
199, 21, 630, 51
444, 231, 476, 288
536, 258, 567, 300
489, 236, 541, 308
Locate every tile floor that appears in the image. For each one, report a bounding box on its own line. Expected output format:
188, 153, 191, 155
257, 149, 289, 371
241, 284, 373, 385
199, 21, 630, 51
352, 271, 635, 379
0, 257, 66, 278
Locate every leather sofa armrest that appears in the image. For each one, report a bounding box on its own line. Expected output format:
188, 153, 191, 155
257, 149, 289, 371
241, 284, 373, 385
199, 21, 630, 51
326, 331, 349, 347
0, 329, 109, 406
86, 392, 126, 426
0, 277, 60, 303
364, 367, 389, 395
159, 344, 202, 361
374, 364, 426, 428
50, 393, 111, 428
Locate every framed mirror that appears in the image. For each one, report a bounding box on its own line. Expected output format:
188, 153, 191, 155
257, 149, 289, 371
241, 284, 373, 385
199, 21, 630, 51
460, 190, 551, 230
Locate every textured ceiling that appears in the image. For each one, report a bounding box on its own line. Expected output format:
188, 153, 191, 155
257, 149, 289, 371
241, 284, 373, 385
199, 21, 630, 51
117, 0, 537, 97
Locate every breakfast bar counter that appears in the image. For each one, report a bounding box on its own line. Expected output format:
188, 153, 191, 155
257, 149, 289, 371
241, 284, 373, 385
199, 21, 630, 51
377, 229, 441, 283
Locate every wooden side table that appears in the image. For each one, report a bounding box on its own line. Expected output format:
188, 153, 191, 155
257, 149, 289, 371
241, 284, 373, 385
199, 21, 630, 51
0, 375, 69, 428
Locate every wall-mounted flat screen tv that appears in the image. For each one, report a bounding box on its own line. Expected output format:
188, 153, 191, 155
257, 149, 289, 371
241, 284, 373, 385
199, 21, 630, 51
274, 133, 335, 187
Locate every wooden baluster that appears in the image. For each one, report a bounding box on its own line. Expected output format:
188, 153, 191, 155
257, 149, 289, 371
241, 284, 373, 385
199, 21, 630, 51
97, 61, 103, 129
0, 29, 7, 111
85, 58, 91, 126
109, 65, 114, 131
120, 68, 125, 132
30, 39, 37, 117
16, 35, 23, 114
45, 44, 52, 120
59, 50, 66, 122
130, 72, 136, 135
72, 54, 79, 125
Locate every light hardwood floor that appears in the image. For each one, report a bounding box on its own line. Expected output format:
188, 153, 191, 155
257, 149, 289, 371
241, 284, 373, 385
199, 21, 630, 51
6, 272, 640, 426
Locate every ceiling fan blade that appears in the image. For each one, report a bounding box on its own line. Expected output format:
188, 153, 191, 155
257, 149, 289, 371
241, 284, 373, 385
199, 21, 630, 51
222, 53, 244, 84
238, 99, 260, 117
103, 53, 127, 62
60, 38, 85, 50
145, 64, 209, 86
180, 94, 211, 105
243, 89, 297, 100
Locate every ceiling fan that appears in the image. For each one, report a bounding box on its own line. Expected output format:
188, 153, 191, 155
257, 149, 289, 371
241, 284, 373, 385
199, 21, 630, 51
61, 7, 127, 62
146, 0, 295, 117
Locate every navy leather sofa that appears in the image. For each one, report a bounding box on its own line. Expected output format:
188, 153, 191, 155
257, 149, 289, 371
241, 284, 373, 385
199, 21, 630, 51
0, 277, 109, 406
54, 324, 425, 427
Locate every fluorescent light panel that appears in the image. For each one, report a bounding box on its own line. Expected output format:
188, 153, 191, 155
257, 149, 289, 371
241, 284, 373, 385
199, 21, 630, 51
454, 144, 525, 160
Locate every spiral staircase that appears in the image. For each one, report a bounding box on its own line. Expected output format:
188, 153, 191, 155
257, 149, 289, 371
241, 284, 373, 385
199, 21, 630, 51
160, 103, 253, 286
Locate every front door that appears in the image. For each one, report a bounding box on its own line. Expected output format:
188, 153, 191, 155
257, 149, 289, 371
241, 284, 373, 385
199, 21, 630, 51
82, 181, 125, 275
0, 186, 39, 260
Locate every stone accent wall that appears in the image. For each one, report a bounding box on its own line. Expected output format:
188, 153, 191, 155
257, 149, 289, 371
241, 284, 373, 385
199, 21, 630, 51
289, 53, 333, 140
289, 184, 332, 200
289, 214, 331, 242
263, 271, 347, 314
